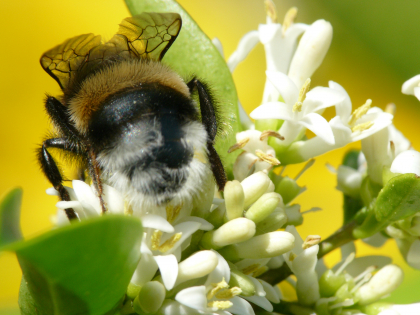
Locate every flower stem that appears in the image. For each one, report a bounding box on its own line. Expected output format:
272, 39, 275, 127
259, 220, 357, 285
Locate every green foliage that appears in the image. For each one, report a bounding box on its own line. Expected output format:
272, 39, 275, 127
9, 215, 143, 315
125, 0, 240, 179
0, 188, 23, 248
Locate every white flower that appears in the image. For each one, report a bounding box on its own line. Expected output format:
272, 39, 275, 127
282, 226, 320, 306
279, 82, 393, 164
251, 71, 345, 146
174, 252, 257, 315
402, 74, 420, 101
230, 130, 280, 181
390, 149, 420, 176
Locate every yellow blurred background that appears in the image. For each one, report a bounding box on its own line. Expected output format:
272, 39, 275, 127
1, 0, 420, 311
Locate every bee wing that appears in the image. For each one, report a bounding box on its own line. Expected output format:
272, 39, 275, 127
114, 12, 182, 61
40, 34, 102, 90
40, 13, 181, 89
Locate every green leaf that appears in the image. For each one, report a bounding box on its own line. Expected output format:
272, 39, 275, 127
0, 188, 23, 248
375, 173, 420, 222
125, 0, 241, 178
12, 215, 142, 315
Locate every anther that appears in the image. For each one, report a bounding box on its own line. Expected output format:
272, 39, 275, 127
302, 235, 321, 249
228, 138, 250, 153
293, 78, 311, 112
282, 7, 298, 36
348, 99, 372, 126
260, 130, 285, 141
264, 0, 277, 23
255, 149, 281, 165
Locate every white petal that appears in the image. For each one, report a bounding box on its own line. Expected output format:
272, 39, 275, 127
329, 116, 352, 146
401, 74, 420, 95
246, 275, 266, 296
258, 23, 280, 44
352, 112, 393, 142
250, 102, 292, 121
292, 245, 319, 275
212, 37, 224, 58
154, 254, 179, 290
288, 20, 332, 88
406, 239, 420, 269
258, 279, 280, 303
228, 296, 255, 315
141, 214, 174, 232
266, 70, 299, 104
391, 302, 420, 314
163, 222, 202, 255
390, 150, 420, 176
228, 30, 259, 72
233, 152, 258, 182
102, 184, 124, 214
205, 250, 231, 286
329, 81, 352, 122
156, 300, 200, 315
333, 255, 392, 278
46, 187, 59, 196
242, 295, 273, 312
72, 180, 101, 214
414, 86, 420, 101
131, 251, 159, 286
175, 286, 207, 311
298, 113, 335, 145
304, 87, 346, 115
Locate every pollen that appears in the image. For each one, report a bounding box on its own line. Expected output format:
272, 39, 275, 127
215, 286, 242, 299
302, 235, 321, 249
255, 149, 280, 165
351, 121, 373, 133
282, 7, 298, 36
385, 103, 396, 115
151, 230, 182, 253
207, 278, 229, 300
228, 138, 250, 153
260, 130, 285, 141
207, 300, 233, 310
348, 99, 372, 126
293, 78, 311, 112
264, 0, 277, 23
288, 252, 297, 262
166, 204, 182, 223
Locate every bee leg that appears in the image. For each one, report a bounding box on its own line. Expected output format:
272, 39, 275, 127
45, 96, 81, 140
87, 150, 107, 214
187, 78, 227, 190
38, 138, 79, 220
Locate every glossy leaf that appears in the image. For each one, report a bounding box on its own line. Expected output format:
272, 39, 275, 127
125, 0, 241, 178
375, 173, 420, 222
0, 188, 23, 248
12, 215, 142, 315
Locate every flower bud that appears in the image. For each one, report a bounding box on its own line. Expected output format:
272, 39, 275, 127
288, 19, 333, 88
133, 281, 166, 314
274, 176, 301, 204
355, 264, 404, 305
126, 282, 142, 300
175, 250, 219, 286
229, 269, 256, 296
241, 171, 272, 208
390, 150, 420, 176
200, 218, 256, 250
255, 207, 287, 235
245, 192, 282, 223
224, 180, 245, 221
319, 269, 346, 297
219, 231, 295, 260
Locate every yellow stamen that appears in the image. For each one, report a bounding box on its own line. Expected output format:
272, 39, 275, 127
293, 78, 311, 112
241, 264, 260, 275
348, 99, 372, 126
260, 130, 285, 141
282, 7, 298, 36
302, 235, 321, 249
385, 103, 396, 115
215, 287, 242, 299
151, 230, 182, 253
207, 278, 229, 300
252, 266, 269, 278
288, 252, 297, 262
264, 0, 277, 23
228, 138, 250, 153
166, 203, 182, 223
352, 121, 374, 133
207, 301, 233, 310
255, 149, 280, 165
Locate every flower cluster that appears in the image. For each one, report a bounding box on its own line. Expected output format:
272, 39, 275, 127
37, 1, 420, 314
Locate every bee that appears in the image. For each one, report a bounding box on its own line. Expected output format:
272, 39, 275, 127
38, 12, 227, 220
